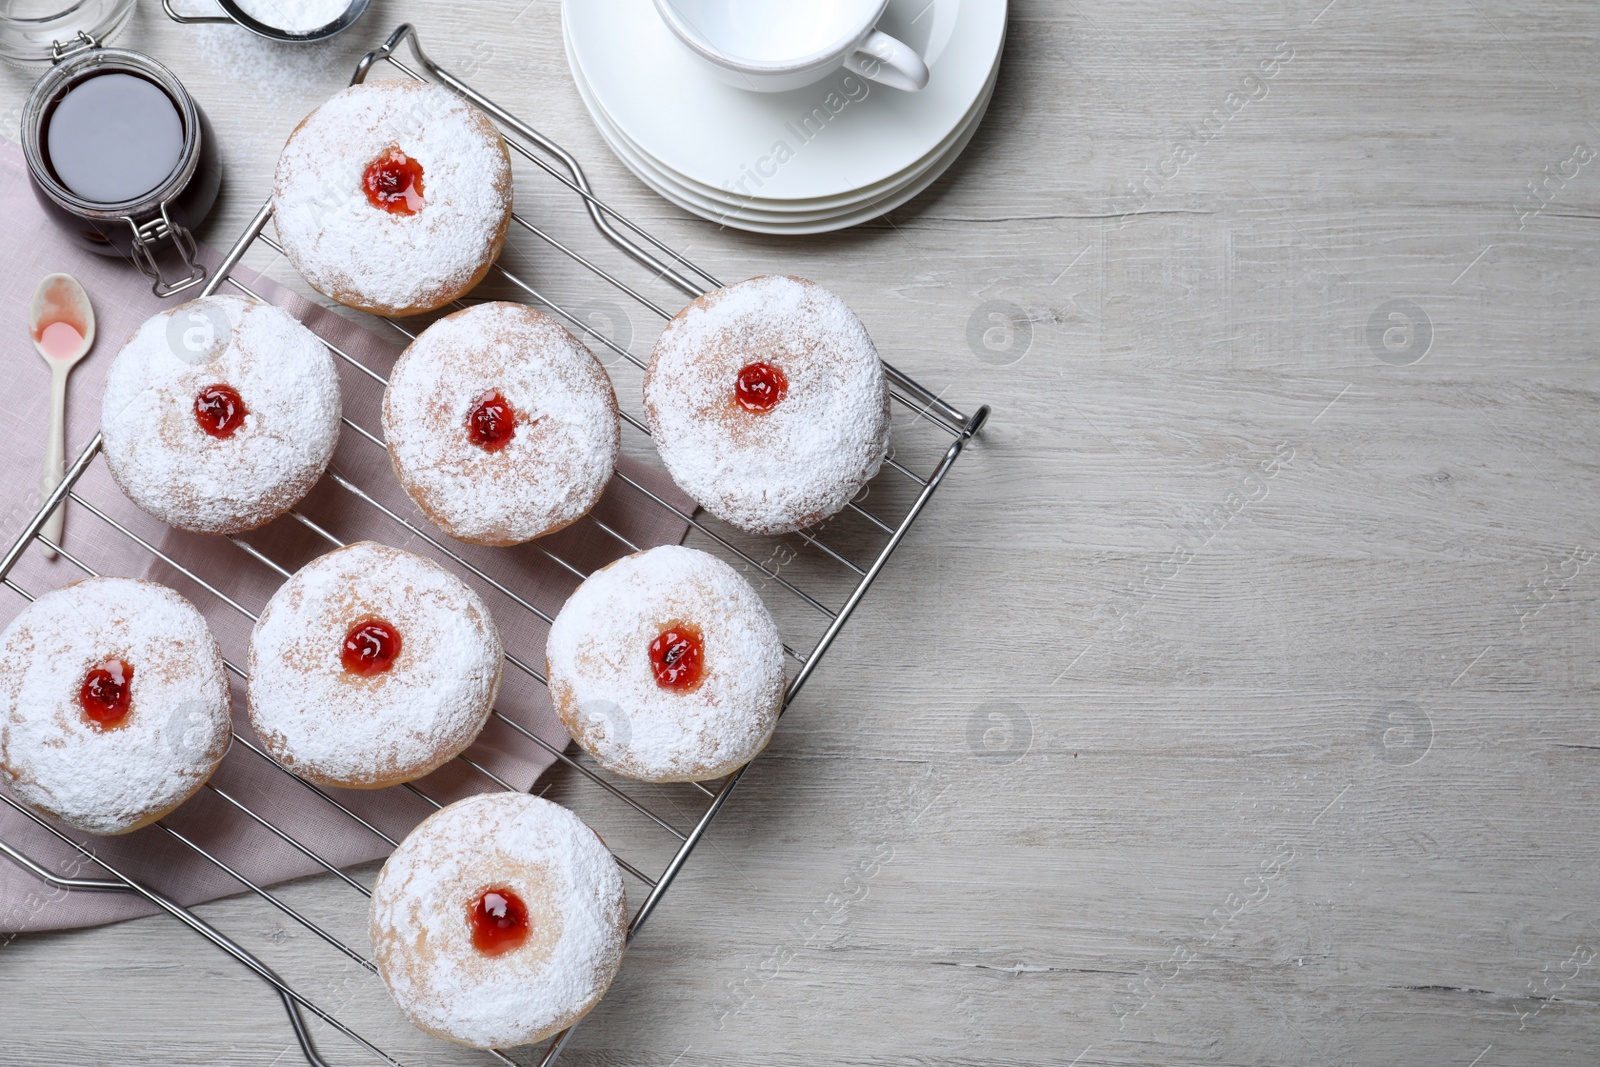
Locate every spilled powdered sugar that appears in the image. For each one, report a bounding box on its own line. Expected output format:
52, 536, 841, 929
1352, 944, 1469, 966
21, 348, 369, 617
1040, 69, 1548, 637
644, 275, 890, 535
272, 81, 511, 313
370, 792, 627, 1049
383, 303, 620, 545
99, 295, 341, 534
546, 546, 786, 782
232, 0, 351, 33
246, 542, 503, 787
0, 578, 231, 836
189, 17, 341, 115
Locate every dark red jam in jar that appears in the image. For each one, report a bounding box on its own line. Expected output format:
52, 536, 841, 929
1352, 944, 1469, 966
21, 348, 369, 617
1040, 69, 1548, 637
469, 887, 530, 956
734, 362, 788, 413
25, 50, 222, 276
80, 659, 133, 729
194, 384, 248, 439
342, 618, 402, 676
363, 147, 425, 215
465, 390, 518, 452
45, 73, 184, 205
648, 623, 705, 691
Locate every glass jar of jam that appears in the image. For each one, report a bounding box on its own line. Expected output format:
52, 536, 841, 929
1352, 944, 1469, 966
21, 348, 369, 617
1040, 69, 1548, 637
19, 38, 219, 297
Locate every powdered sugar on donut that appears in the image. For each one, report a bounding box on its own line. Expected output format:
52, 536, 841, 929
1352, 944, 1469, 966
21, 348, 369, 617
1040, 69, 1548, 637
0, 578, 231, 836
272, 80, 512, 315
383, 303, 620, 546
644, 276, 890, 536
370, 792, 627, 1049
100, 295, 341, 535
546, 546, 785, 782
247, 542, 502, 788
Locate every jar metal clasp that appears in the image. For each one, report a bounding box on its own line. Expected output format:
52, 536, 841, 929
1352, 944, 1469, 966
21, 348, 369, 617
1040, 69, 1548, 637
124, 204, 206, 299
50, 31, 98, 64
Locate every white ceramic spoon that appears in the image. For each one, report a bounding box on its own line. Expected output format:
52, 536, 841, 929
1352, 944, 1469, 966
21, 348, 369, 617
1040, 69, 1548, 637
29, 274, 96, 560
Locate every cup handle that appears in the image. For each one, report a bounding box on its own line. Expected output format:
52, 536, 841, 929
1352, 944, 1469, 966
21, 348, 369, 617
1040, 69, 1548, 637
844, 30, 930, 92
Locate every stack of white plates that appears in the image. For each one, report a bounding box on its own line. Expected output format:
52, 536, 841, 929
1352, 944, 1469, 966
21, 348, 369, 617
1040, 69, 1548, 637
561, 0, 1007, 234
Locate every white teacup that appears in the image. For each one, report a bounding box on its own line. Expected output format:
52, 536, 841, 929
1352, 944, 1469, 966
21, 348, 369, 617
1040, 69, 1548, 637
653, 0, 930, 93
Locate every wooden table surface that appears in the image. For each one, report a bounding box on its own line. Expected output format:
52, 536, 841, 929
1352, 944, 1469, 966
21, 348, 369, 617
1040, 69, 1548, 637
3, 1, 1599, 1064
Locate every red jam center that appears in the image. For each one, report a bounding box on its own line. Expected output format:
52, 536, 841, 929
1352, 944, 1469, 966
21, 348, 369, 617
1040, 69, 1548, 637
469, 887, 530, 956
465, 389, 517, 452
648, 623, 705, 691
735, 361, 788, 413
342, 618, 402, 676
194, 384, 248, 439
79, 659, 133, 728
363, 147, 425, 215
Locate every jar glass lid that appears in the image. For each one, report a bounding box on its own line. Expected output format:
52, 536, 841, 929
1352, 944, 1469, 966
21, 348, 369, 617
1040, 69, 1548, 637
0, 0, 135, 66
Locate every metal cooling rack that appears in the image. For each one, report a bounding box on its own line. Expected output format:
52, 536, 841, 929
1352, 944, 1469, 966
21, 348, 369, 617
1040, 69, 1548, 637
0, 23, 988, 1067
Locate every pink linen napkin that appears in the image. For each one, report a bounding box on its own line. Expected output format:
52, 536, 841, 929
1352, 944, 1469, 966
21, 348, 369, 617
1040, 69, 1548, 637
0, 139, 693, 934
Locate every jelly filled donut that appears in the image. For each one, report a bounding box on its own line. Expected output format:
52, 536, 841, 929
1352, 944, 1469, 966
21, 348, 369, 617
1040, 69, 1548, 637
272, 80, 513, 317
644, 275, 890, 536
546, 545, 785, 783
383, 303, 620, 547
0, 578, 231, 836
370, 792, 627, 1049
247, 542, 502, 789
100, 295, 341, 535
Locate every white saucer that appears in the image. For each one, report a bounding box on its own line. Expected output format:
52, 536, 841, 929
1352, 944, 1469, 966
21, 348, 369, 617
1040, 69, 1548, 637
566, 5, 999, 211
562, 0, 1006, 206
566, 15, 999, 227
568, 16, 999, 214
597, 93, 992, 234
589, 81, 993, 227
